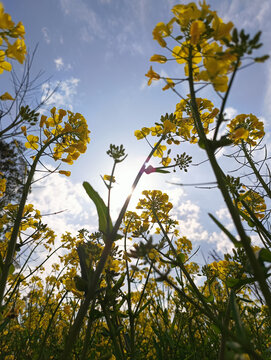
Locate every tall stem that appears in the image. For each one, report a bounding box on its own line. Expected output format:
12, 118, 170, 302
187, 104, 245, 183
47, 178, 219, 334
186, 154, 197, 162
0, 131, 71, 306
61, 136, 165, 359
187, 46, 271, 313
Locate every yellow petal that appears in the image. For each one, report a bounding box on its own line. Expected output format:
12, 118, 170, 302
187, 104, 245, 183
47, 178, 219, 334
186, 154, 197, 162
0, 92, 14, 100
59, 170, 71, 177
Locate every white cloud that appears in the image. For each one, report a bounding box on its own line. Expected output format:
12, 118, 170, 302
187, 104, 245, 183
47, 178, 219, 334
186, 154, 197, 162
41, 77, 80, 110
28, 166, 96, 237
54, 57, 72, 71
224, 107, 238, 120
22, 165, 101, 276
54, 57, 64, 71
215, 207, 231, 222
42, 27, 50, 44
209, 230, 233, 254
208, 207, 236, 253
175, 200, 209, 242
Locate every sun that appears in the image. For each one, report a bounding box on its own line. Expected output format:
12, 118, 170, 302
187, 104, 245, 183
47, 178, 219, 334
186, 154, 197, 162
108, 156, 164, 220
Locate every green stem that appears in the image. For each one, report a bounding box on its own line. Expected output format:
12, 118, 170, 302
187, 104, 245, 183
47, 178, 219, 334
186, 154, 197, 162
107, 160, 117, 235
37, 291, 68, 360
80, 301, 96, 360
0, 148, 41, 306
187, 47, 271, 314
152, 208, 216, 322
0, 130, 71, 306
99, 295, 124, 360
241, 142, 271, 198
213, 60, 240, 141
218, 290, 234, 360
61, 136, 166, 359
124, 223, 135, 359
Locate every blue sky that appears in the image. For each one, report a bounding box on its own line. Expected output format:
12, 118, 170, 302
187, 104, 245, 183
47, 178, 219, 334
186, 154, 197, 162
2, 0, 271, 262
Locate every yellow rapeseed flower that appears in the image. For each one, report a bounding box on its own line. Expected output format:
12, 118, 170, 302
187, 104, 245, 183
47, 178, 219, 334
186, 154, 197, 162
152, 19, 175, 47
59, 170, 71, 177
0, 91, 14, 100
227, 114, 265, 145
21, 125, 27, 136
103, 174, 116, 182
0, 3, 14, 29
0, 50, 12, 73
163, 119, 176, 134
0, 176, 6, 197
6, 38, 27, 64
145, 66, 160, 85
162, 78, 175, 91
190, 20, 206, 45
25, 134, 39, 150
150, 54, 167, 63
134, 127, 150, 140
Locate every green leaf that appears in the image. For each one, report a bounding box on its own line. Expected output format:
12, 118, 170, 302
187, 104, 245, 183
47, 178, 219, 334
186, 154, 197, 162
136, 299, 152, 316
226, 278, 240, 288
8, 264, 15, 275
210, 324, 220, 335
205, 294, 214, 303
177, 253, 186, 263
112, 273, 125, 292
115, 297, 126, 311
226, 276, 256, 289
229, 291, 247, 343
258, 248, 271, 263
232, 28, 238, 43
198, 139, 206, 149
238, 209, 255, 227
155, 168, 171, 174
83, 182, 112, 235
175, 35, 183, 41
209, 213, 242, 247
254, 54, 269, 62
74, 275, 88, 293
89, 309, 104, 320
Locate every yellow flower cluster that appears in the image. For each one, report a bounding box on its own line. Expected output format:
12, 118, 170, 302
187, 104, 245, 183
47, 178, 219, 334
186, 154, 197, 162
209, 260, 244, 283
0, 171, 6, 197
237, 189, 266, 220
136, 190, 176, 229
22, 107, 90, 172
134, 97, 218, 145
122, 210, 151, 237
0, 2, 26, 74
150, 1, 236, 92
227, 113, 265, 146
0, 203, 40, 231
175, 96, 219, 143
0, 203, 56, 259
175, 236, 192, 253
